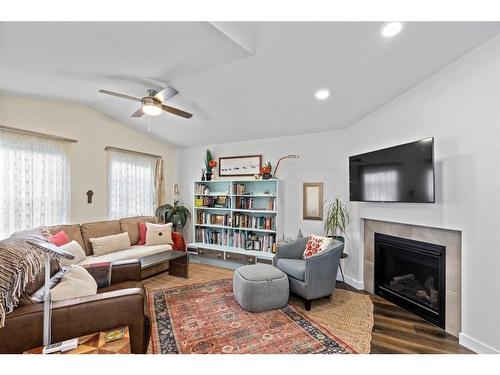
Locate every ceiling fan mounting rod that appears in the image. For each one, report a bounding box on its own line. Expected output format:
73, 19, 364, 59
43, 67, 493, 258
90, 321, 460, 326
146, 89, 158, 97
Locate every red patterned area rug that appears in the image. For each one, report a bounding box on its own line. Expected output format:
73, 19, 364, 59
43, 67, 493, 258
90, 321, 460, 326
148, 278, 356, 354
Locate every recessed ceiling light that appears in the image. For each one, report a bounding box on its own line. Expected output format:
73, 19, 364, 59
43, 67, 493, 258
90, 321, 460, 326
315, 89, 330, 101
381, 22, 403, 38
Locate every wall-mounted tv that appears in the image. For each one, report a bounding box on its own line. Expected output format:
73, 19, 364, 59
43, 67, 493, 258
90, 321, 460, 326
349, 138, 435, 203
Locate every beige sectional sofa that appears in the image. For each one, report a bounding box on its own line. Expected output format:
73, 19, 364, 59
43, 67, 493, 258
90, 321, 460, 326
48, 215, 177, 267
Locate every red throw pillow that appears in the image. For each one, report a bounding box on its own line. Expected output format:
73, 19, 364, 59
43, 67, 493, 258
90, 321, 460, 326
172, 232, 186, 251
138, 222, 147, 245
49, 230, 70, 247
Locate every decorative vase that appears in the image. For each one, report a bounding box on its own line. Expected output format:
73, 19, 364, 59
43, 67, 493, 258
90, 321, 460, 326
262, 173, 272, 180
205, 172, 212, 181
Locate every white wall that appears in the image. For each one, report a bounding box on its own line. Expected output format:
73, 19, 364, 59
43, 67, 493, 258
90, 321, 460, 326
174, 35, 500, 353
342, 35, 500, 353
0, 95, 176, 224
174, 131, 348, 242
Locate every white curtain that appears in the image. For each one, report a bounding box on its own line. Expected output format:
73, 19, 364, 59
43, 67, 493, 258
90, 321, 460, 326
0, 130, 70, 239
107, 150, 157, 219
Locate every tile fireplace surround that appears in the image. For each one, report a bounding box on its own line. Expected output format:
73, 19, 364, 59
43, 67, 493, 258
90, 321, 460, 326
363, 219, 461, 337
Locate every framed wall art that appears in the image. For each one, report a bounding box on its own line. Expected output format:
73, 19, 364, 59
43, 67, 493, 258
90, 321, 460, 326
219, 155, 262, 177
303, 182, 324, 220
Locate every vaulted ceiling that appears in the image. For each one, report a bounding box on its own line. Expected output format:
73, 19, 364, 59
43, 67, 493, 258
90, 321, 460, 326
1, 22, 499, 147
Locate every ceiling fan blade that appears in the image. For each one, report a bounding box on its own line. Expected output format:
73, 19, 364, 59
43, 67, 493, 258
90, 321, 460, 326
131, 108, 144, 118
154, 86, 179, 103
99, 89, 142, 102
161, 105, 193, 119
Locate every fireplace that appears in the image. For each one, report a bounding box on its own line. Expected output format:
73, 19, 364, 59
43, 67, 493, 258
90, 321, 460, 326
374, 233, 446, 328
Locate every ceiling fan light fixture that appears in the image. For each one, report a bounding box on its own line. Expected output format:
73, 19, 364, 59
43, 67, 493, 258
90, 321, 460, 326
142, 98, 162, 116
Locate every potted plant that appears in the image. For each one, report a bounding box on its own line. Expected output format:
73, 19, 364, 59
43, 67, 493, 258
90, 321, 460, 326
156, 200, 191, 232
205, 150, 217, 181
323, 196, 350, 243
261, 162, 272, 179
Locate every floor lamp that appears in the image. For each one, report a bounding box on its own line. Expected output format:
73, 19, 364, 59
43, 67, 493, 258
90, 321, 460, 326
273, 155, 300, 177
27, 238, 74, 347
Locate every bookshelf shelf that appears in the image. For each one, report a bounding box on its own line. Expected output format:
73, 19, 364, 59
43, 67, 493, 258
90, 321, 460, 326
189, 179, 283, 265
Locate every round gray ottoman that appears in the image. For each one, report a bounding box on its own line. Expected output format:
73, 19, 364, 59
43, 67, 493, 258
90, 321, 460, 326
233, 264, 289, 312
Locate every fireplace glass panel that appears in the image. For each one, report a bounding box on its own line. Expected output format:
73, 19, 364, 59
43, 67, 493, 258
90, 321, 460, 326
378, 243, 440, 311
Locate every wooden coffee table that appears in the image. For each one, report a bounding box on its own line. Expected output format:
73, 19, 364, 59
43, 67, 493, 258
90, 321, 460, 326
140, 250, 189, 279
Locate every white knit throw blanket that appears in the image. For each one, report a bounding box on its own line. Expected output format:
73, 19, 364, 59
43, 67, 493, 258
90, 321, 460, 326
0, 235, 49, 327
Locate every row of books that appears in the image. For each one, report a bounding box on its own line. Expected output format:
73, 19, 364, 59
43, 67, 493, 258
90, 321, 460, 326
196, 212, 232, 226
195, 228, 229, 246
234, 197, 275, 210
195, 228, 276, 252
233, 213, 274, 230
194, 196, 229, 208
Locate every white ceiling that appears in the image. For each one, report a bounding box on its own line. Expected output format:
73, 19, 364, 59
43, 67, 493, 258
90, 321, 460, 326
1, 22, 500, 147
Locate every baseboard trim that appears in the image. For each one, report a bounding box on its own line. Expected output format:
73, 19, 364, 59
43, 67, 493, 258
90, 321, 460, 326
343, 275, 364, 290
459, 332, 500, 354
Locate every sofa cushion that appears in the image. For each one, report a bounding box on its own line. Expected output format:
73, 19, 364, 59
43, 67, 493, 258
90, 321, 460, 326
90, 232, 131, 257
51, 265, 98, 302
81, 220, 121, 255
276, 258, 306, 281
59, 240, 87, 267
120, 216, 157, 245
49, 224, 85, 252
78, 244, 172, 265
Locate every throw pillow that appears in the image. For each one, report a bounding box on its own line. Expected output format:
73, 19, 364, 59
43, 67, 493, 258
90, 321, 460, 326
51, 265, 98, 302
137, 222, 147, 245
303, 234, 333, 259
145, 222, 173, 246
172, 231, 186, 251
89, 232, 131, 257
48, 230, 71, 247
58, 240, 87, 267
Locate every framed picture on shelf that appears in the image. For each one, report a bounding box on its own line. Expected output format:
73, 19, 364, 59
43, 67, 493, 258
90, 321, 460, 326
253, 241, 261, 251
219, 155, 262, 177
303, 182, 324, 220
245, 240, 254, 250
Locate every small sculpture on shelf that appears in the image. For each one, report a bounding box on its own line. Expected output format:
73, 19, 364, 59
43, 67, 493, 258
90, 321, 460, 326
201, 168, 206, 181
261, 161, 272, 180
205, 150, 217, 181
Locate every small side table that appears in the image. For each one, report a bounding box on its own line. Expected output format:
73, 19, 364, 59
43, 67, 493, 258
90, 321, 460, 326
24, 326, 130, 354
339, 252, 348, 283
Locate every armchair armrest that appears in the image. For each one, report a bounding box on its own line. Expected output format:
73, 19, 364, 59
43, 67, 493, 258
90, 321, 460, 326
304, 240, 344, 299
274, 238, 308, 265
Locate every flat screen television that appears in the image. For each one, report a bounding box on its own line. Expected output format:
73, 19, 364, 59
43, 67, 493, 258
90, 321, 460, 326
349, 138, 435, 203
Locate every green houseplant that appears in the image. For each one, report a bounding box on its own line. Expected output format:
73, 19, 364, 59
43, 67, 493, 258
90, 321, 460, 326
323, 196, 350, 243
156, 200, 191, 232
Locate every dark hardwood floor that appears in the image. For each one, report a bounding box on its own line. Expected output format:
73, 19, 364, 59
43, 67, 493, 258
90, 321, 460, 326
337, 282, 473, 354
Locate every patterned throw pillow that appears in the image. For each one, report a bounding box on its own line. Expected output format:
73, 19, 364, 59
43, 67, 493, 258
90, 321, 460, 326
145, 222, 173, 246
303, 234, 333, 259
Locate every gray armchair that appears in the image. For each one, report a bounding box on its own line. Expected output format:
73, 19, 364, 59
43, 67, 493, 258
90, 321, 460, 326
273, 237, 344, 310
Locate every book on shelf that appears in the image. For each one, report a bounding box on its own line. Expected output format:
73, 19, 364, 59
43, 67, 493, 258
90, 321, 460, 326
196, 196, 229, 208
235, 196, 275, 210
233, 213, 274, 230
196, 212, 232, 226
233, 183, 246, 195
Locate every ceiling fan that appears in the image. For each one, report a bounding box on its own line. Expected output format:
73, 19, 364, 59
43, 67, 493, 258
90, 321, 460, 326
99, 87, 193, 119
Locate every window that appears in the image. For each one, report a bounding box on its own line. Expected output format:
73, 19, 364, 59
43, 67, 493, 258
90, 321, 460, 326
107, 150, 157, 219
0, 130, 70, 238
